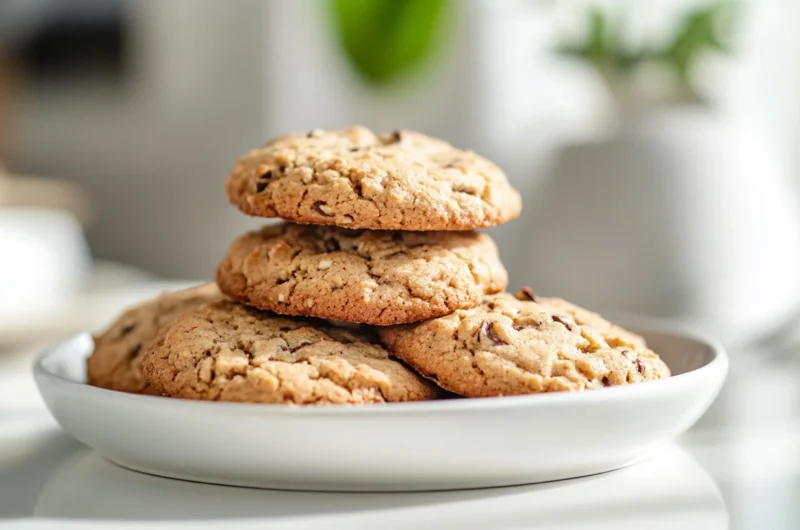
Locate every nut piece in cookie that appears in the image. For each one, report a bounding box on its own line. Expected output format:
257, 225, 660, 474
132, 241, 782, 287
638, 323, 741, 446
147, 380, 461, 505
141, 300, 439, 404
87, 283, 221, 393
216, 223, 507, 325
379, 289, 670, 398
225, 126, 522, 230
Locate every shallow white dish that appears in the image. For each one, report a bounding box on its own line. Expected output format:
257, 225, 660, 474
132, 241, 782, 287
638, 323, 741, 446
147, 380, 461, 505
34, 323, 727, 492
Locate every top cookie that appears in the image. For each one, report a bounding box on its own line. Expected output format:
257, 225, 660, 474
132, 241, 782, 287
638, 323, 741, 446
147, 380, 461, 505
226, 126, 522, 230
141, 300, 438, 405
379, 289, 670, 398
87, 283, 221, 393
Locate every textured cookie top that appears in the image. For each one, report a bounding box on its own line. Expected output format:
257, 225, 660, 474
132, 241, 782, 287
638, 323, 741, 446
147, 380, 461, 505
380, 289, 670, 397
216, 223, 507, 326
226, 126, 522, 230
87, 283, 221, 393
141, 300, 438, 404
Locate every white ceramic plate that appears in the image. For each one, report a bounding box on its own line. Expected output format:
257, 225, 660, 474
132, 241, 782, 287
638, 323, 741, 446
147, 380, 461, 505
33, 323, 727, 492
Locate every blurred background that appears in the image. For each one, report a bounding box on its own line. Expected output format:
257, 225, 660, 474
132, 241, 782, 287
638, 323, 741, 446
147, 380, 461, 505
2, 0, 800, 346
4, 4, 800, 527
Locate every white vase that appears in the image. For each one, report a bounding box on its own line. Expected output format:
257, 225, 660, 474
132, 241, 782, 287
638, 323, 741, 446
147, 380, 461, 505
522, 107, 800, 345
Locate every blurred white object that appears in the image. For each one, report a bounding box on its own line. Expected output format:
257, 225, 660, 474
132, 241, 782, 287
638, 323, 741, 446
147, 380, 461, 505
0, 208, 91, 318
0, 171, 91, 225
524, 108, 800, 345
0, 265, 167, 346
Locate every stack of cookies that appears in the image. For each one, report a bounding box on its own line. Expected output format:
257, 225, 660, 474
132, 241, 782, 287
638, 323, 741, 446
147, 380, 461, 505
87, 127, 669, 404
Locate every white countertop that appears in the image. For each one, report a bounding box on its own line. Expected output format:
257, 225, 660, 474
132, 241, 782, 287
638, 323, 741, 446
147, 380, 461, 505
1, 277, 799, 529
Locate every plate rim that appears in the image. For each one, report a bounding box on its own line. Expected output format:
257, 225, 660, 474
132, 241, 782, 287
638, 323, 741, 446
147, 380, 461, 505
33, 320, 728, 417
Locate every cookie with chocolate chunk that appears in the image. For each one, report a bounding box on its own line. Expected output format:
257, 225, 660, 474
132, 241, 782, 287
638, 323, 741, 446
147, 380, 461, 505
141, 299, 438, 404
87, 283, 221, 393
216, 223, 507, 325
379, 289, 670, 397
226, 126, 522, 230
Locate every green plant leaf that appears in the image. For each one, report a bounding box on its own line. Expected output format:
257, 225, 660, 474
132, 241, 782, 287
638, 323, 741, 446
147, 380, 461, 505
329, 0, 448, 85
554, 1, 737, 101
556, 8, 626, 86
659, 2, 737, 96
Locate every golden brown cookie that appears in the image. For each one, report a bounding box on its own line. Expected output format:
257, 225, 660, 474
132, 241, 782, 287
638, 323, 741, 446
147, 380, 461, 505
216, 223, 507, 326
140, 300, 438, 404
225, 126, 522, 230
379, 288, 670, 397
87, 283, 221, 393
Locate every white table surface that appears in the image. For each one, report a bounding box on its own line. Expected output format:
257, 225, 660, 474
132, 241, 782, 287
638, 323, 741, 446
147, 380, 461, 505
1, 277, 799, 529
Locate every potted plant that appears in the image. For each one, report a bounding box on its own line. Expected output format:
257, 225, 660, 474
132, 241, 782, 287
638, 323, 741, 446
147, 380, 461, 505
522, 1, 800, 345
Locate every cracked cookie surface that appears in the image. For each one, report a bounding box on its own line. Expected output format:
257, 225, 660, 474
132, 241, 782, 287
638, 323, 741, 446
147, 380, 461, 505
87, 283, 221, 393
226, 126, 522, 230
379, 289, 670, 397
141, 300, 439, 404
216, 223, 507, 325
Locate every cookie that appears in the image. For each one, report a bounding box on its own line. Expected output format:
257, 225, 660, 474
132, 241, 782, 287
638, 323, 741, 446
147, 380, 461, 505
225, 126, 522, 230
141, 300, 438, 404
216, 223, 507, 325
379, 288, 670, 397
87, 283, 221, 393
